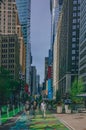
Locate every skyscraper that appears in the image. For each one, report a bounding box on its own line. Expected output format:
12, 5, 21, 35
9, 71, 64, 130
79, 0, 86, 91
16, 0, 31, 89
31, 66, 37, 96
49, 0, 63, 99
0, 0, 25, 80
57, 0, 80, 96
50, 0, 63, 47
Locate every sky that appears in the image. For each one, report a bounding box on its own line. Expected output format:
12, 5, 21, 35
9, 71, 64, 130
31, 0, 51, 83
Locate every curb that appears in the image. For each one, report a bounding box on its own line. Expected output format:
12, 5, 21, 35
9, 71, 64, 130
59, 118, 75, 130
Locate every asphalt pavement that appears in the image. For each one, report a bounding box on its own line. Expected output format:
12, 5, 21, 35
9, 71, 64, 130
0, 110, 70, 130
1, 110, 85, 130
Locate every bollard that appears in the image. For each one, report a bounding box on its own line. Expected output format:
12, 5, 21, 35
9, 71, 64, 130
7, 105, 9, 118
0, 110, 2, 125
21, 103, 23, 111
13, 105, 15, 115
18, 104, 20, 112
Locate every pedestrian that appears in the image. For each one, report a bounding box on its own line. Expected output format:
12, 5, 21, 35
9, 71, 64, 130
41, 101, 46, 118
24, 101, 30, 120
32, 101, 37, 118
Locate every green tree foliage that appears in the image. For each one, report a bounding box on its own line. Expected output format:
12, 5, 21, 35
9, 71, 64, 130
56, 90, 61, 102
0, 67, 20, 104
0, 67, 11, 104
70, 78, 84, 103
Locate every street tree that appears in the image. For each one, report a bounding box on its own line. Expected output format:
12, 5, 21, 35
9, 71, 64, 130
0, 67, 20, 105
70, 78, 84, 103
56, 90, 61, 103
0, 67, 11, 104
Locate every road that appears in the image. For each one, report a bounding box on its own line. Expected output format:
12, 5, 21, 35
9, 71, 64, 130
0, 110, 69, 130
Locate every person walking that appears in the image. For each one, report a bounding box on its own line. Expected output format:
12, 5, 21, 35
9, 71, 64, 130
41, 101, 46, 118
24, 101, 30, 120
33, 101, 37, 118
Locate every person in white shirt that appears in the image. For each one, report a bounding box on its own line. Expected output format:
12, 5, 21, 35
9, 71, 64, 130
41, 101, 46, 118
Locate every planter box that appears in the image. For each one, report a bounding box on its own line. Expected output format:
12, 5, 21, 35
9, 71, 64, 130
57, 106, 62, 113
67, 109, 71, 113
65, 105, 71, 113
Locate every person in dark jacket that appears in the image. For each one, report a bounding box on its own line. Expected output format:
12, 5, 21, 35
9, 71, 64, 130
24, 101, 30, 119
32, 101, 37, 117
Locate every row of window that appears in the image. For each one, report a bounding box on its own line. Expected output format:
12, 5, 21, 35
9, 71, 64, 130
73, 18, 80, 23
2, 60, 14, 63
80, 67, 86, 75
72, 61, 78, 65
1, 65, 14, 73
80, 59, 86, 68
80, 49, 86, 59
72, 56, 79, 60
2, 44, 14, 47
73, 0, 78, 5
80, 41, 86, 51
2, 54, 14, 58
2, 49, 14, 53
81, 76, 86, 82
73, 6, 80, 11
2, 38, 15, 42
73, 0, 81, 4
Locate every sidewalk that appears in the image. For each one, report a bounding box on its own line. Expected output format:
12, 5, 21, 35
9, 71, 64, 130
54, 113, 86, 130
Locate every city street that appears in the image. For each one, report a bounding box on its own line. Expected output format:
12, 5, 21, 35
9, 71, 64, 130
0, 0, 86, 130
0, 109, 86, 130
29, 110, 69, 130
0, 110, 69, 130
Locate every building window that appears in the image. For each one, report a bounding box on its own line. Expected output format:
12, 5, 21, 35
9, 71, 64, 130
73, 6, 77, 11
72, 37, 76, 42
72, 50, 76, 54
73, 1, 77, 4
72, 56, 75, 60
77, 24, 79, 28
78, 6, 80, 10
72, 25, 76, 29
72, 62, 75, 65
72, 69, 75, 71
73, 12, 77, 17
73, 19, 76, 23
77, 19, 80, 23
78, 12, 80, 16
72, 44, 76, 48
72, 31, 76, 36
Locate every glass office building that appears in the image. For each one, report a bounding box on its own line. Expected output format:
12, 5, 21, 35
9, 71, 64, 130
50, 0, 63, 46
49, 0, 63, 99
79, 0, 86, 91
16, 0, 31, 88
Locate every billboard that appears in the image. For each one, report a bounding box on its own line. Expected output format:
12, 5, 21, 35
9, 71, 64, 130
48, 79, 53, 99
48, 66, 52, 79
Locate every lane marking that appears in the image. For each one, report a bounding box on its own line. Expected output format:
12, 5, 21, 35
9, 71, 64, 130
59, 118, 76, 130
53, 114, 75, 130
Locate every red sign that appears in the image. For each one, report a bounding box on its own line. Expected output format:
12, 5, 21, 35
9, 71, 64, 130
24, 84, 30, 95
25, 84, 28, 93
48, 66, 51, 79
